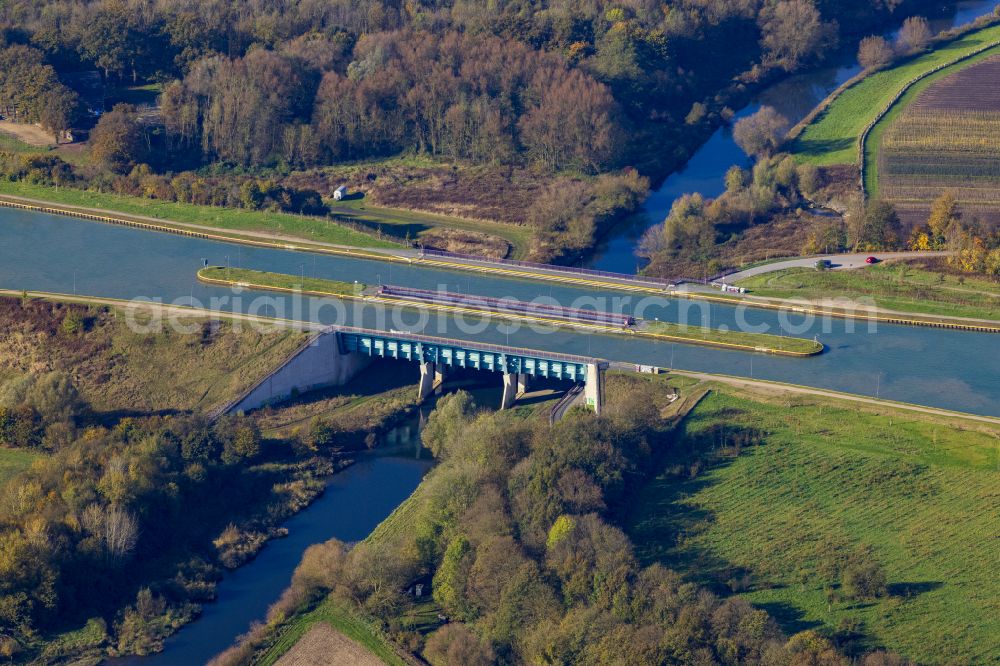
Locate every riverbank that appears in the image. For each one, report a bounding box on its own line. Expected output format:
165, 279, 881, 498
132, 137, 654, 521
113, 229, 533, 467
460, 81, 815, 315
197, 267, 823, 357
0, 191, 667, 292
0, 288, 435, 663
0, 182, 401, 250
228, 368, 1000, 665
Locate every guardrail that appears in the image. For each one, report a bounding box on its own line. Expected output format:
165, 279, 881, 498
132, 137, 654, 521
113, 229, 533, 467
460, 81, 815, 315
549, 384, 584, 424
334, 325, 609, 367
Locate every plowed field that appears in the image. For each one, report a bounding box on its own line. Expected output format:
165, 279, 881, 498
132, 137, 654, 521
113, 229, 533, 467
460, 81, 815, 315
880, 55, 1000, 227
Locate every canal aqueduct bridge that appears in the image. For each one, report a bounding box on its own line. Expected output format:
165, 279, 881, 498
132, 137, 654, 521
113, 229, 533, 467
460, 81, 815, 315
222, 326, 608, 416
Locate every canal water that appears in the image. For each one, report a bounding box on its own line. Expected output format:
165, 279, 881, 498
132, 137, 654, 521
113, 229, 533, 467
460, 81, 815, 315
585, 0, 1000, 273
2, 210, 999, 417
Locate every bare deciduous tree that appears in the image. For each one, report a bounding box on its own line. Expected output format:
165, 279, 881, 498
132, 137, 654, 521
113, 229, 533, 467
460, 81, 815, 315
733, 106, 790, 158
897, 16, 932, 54
759, 0, 838, 71
858, 35, 894, 70
83, 503, 139, 561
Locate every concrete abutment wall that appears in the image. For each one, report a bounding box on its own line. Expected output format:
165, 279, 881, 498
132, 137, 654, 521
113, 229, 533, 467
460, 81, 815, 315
228, 331, 371, 414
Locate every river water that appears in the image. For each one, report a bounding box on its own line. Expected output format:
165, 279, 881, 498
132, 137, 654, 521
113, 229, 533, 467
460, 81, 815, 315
585, 0, 1000, 273
111, 436, 433, 666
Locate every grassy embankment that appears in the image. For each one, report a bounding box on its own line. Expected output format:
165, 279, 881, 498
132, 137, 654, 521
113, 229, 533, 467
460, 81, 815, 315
255, 599, 407, 666
199, 267, 823, 355
332, 197, 532, 260
627, 387, 1000, 663
0, 131, 48, 153
0, 448, 42, 487
0, 163, 531, 257
737, 264, 1000, 322
643, 321, 822, 355
791, 22, 1000, 168
0, 180, 400, 250
198, 266, 364, 298
0, 295, 307, 414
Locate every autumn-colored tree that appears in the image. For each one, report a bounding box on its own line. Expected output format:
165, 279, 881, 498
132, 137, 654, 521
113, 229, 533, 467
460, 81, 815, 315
39, 87, 79, 143
759, 0, 837, 71
927, 191, 961, 244
519, 69, 621, 172
733, 106, 789, 158
89, 104, 146, 174
851, 199, 902, 251
0, 45, 73, 129
423, 623, 494, 666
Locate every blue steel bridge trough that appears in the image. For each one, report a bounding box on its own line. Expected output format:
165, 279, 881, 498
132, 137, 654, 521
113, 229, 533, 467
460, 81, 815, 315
337, 327, 608, 414
223, 326, 609, 416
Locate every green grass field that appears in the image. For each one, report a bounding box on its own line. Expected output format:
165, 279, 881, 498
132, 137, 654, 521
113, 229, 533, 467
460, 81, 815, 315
257, 598, 405, 666
737, 264, 1000, 321
627, 389, 1000, 663
791, 23, 1000, 166
0, 132, 49, 153
0, 448, 43, 487
644, 321, 823, 355
0, 181, 400, 250
333, 198, 532, 259
198, 267, 364, 297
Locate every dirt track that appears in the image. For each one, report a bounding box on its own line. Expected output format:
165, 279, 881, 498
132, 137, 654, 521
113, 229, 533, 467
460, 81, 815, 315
0, 120, 55, 146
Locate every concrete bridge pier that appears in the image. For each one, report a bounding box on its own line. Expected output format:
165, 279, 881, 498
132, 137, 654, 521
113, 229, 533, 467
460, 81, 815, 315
434, 364, 448, 394
418, 361, 437, 401
500, 373, 531, 410
501, 372, 518, 410
585, 363, 604, 415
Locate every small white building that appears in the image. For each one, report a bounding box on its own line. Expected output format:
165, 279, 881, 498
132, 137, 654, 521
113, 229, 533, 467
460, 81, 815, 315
333, 185, 348, 201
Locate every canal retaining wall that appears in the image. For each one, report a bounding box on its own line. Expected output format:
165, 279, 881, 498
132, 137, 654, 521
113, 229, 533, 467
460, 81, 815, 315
219, 330, 371, 416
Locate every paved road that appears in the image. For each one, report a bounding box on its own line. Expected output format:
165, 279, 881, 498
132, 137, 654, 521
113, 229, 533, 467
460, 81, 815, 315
719, 251, 952, 283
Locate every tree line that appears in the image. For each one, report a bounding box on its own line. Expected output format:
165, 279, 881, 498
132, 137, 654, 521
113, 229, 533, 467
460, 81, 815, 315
0, 0, 946, 173
161, 30, 621, 172
216, 380, 912, 665
0, 43, 77, 140
909, 191, 1000, 275
0, 367, 266, 658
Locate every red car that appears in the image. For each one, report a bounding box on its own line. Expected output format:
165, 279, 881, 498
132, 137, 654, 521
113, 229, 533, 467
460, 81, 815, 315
865, 256, 879, 264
